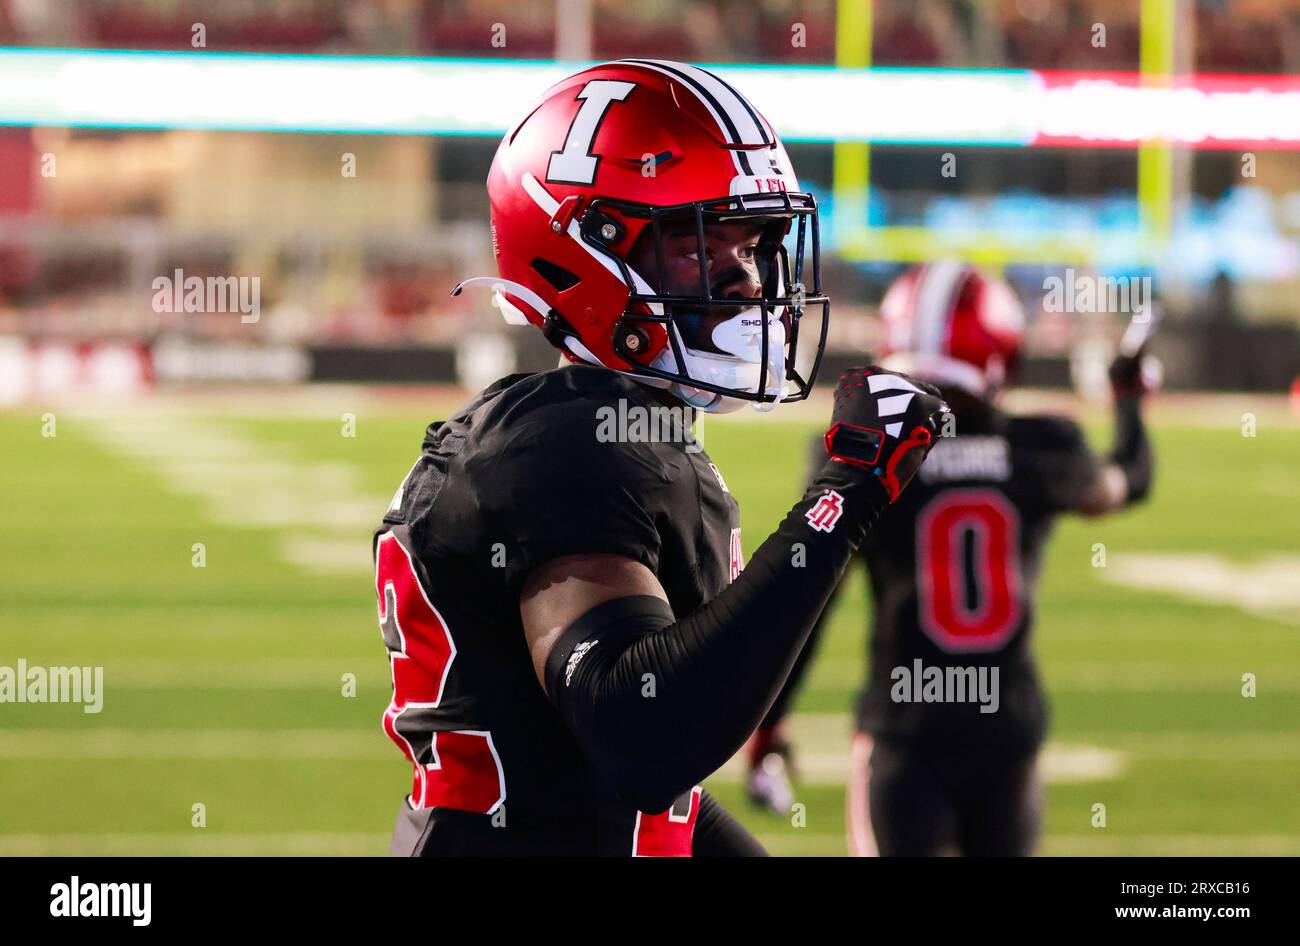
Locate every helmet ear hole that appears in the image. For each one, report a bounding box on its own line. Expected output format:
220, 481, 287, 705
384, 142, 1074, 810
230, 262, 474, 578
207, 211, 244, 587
530, 257, 580, 292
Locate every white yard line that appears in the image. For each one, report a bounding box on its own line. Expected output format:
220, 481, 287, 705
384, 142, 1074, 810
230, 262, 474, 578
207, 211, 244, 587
1069, 731, 1300, 760
0, 729, 388, 760
1045, 660, 1300, 692
62, 385, 392, 419
77, 412, 383, 574
1102, 552, 1300, 625
79, 658, 380, 689
712, 713, 1127, 784
0, 833, 390, 856
22, 653, 1282, 694
7, 722, 1290, 766
0, 715, 1123, 782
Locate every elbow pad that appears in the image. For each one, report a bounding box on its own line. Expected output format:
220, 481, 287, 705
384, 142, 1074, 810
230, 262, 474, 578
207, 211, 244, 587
543, 594, 687, 813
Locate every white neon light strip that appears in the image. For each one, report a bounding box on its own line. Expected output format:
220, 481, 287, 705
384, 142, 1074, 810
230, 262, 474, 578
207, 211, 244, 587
0, 49, 1296, 148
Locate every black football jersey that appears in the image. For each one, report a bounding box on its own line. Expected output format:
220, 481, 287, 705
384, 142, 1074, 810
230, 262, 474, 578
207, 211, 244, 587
842, 406, 1100, 752
373, 364, 744, 855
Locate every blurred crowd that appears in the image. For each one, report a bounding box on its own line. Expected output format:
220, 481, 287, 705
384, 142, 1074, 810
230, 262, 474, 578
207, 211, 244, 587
0, 0, 1298, 72
2, 0, 1299, 358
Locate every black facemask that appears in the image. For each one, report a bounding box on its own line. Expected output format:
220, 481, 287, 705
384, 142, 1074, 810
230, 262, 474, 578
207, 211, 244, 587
578, 191, 830, 404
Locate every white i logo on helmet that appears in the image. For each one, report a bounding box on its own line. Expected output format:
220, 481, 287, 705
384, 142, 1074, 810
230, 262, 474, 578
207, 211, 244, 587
545, 80, 636, 186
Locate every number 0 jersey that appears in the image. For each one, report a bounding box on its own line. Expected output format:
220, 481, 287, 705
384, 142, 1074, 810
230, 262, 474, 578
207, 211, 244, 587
373, 364, 744, 855
846, 406, 1100, 752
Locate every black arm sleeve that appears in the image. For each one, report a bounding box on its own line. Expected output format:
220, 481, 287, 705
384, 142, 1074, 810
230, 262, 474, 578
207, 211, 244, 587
692, 790, 769, 856
758, 432, 852, 731
543, 463, 887, 814
1110, 394, 1152, 504
758, 594, 829, 731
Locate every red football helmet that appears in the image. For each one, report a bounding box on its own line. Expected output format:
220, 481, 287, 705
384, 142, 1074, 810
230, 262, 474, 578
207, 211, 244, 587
877, 260, 1025, 396
454, 59, 828, 413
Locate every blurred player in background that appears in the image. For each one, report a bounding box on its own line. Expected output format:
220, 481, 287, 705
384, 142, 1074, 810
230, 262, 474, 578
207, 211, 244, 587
745, 260, 1156, 856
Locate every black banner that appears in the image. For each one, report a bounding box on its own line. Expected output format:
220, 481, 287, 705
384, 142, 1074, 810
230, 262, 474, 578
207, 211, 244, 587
0, 855, 1284, 932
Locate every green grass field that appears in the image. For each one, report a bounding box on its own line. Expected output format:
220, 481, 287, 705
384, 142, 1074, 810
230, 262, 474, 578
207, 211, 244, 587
1, 388, 1297, 855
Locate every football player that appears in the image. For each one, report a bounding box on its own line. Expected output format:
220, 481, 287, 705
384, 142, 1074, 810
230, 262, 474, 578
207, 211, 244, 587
373, 61, 949, 856
745, 261, 1155, 856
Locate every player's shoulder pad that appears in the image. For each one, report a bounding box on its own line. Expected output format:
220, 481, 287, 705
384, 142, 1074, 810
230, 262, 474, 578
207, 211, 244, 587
1007, 413, 1088, 451
469, 364, 691, 486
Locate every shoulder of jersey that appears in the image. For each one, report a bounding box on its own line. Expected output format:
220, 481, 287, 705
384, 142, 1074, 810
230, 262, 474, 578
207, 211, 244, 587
468, 365, 690, 476
1006, 413, 1086, 451
473, 364, 651, 425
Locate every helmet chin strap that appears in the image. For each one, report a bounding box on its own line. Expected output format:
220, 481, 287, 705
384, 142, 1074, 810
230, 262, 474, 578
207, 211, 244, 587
650, 305, 788, 415
624, 250, 791, 413
750, 388, 786, 413
671, 383, 725, 412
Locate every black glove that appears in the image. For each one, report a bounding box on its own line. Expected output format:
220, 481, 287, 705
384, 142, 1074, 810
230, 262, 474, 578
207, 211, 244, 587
1109, 345, 1161, 398
820, 366, 950, 503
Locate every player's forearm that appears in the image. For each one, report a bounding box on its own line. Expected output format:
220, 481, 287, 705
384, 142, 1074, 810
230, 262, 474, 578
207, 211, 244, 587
544, 464, 885, 814
1109, 394, 1152, 503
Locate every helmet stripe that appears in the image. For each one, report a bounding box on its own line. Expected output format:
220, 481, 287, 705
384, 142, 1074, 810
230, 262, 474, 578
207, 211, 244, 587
616, 59, 752, 175
697, 66, 775, 146
912, 259, 968, 357
643, 59, 772, 147
666, 60, 783, 179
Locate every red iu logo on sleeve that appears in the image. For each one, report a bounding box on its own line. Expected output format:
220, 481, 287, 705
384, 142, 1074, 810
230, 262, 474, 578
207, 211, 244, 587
806, 489, 845, 533
728, 527, 744, 581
